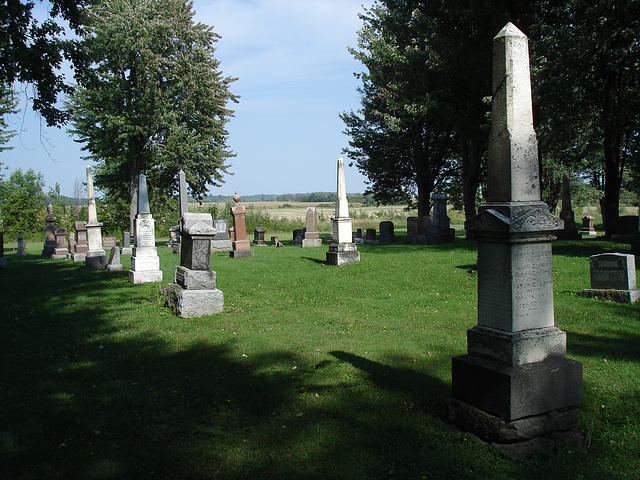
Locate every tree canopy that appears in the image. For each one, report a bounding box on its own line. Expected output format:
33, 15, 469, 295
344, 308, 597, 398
67, 0, 238, 231
0, 0, 89, 126
0, 167, 46, 235
345, 0, 640, 236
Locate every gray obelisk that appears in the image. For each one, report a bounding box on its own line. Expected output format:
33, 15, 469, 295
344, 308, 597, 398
179, 169, 189, 218
129, 174, 163, 283
449, 23, 582, 443
326, 157, 359, 266
85, 166, 108, 269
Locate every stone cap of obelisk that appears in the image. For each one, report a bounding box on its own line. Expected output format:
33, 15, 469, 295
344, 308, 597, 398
335, 157, 349, 218
486, 22, 540, 203
137, 173, 151, 215
86, 166, 100, 224
178, 169, 189, 218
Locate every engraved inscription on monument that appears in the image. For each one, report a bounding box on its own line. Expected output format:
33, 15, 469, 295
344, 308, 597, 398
137, 219, 155, 247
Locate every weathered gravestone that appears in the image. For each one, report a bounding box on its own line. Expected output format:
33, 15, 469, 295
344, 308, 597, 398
121, 231, 133, 255
129, 174, 163, 283
68, 231, 76, 254
167, 226, 180, 253
52, 227, 68, 259
102, 236, 117, 249
42, 203, 56, 258
379, 221, 396, 243
579, 215, 597, 237
211, 219, 232, 252
16, 233, 27, 255
365, 228, 377, 244
556, 173, 580, 240
71, 221, 88, 262
230, 192, 255, 258
450, 23, 582, 443
302, 207, 322, 247
326, 158, 360, 266
253, 227, 268, 246
427, 193, 455, 243
0, 232, 6, 267
85, 166, 108, 269
106, 246, 123, 271
165, 181, 223, 317
582, 253, 639, 303
292, 228, 304, 246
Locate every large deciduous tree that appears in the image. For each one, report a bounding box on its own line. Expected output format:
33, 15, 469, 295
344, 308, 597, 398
532, 0, 640, 236
0, 0, 89, 126
67, 0, 237, 231
341, 2, 458, 219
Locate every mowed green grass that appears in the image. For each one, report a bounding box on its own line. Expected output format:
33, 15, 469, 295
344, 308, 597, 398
0, 233, 638, 479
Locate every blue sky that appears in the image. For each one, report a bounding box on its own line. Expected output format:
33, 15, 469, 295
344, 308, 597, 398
2, 0, 375, 197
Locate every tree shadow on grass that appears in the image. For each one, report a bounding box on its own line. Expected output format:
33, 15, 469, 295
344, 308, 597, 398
552, 239, 635, 259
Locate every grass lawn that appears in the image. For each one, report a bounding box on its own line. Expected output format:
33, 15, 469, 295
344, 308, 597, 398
1, 233, 639, 479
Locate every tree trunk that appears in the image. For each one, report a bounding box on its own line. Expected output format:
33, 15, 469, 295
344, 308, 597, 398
602, 126, 623, 237
460, 138, 485, 239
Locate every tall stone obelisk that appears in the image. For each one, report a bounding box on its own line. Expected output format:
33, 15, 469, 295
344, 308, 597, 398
85, 166, 108, 269
326, 157, 359, 266
129, 174, 163, 284
449, 23, 582, 443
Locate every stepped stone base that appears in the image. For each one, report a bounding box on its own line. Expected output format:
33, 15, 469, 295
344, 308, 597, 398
326, 243, 360, 266
302, 238, 323, 247
129, 269, 163, 284
86, 254, 108, 269
165, 283, 224, 317
448, 398, 580, 444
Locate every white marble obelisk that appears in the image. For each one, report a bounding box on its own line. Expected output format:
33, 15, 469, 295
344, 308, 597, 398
449, 23, 582, 443
85, 166, 108, 269
326, 157, 359, 266
129, 174, 163, 284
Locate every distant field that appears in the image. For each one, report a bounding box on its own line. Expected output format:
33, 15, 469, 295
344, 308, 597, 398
194, 201, 418, 221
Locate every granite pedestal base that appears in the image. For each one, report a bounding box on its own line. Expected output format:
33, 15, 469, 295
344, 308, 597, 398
426, 228, 455, 244
302, 238, 323, 247
165, 283, 224, 317
450, 353, 582, 442
71, 252, 87, 263
211, 239, 232, 252
86, 253, 108, 269
448, 398, 580, 444
107, 264, 123, 271
326, 243, 360, 266
230, 249, 255, 258
129, 269, 163, 284
582, 288, 640, 304
121, 247, 133, 255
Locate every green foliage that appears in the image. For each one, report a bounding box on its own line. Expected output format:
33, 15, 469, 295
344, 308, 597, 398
0, 85, 18, 150
0, 0, 89, 125
342, 3, 461, 218
67, 0, 237, 227
0, 167, 46, 235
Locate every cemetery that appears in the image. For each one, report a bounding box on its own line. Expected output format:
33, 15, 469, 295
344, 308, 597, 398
1, 209, 638, 479
0, 4, 639, 478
